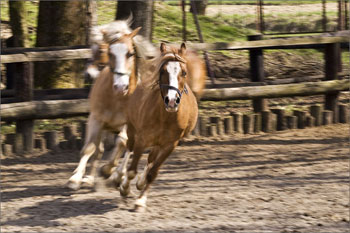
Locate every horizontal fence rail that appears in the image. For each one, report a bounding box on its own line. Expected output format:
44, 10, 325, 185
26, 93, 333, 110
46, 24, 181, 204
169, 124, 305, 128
1, 79, 348, 122
1, 35, 349, 63
201, 79, 349, 101
1, 99, 89, 121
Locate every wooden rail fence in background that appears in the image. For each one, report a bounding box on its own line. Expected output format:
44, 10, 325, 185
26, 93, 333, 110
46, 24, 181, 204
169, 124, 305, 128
1, 34, 349, 154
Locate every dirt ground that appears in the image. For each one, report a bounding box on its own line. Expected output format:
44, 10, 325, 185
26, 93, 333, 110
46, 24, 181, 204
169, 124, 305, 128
1, 124, 349, 232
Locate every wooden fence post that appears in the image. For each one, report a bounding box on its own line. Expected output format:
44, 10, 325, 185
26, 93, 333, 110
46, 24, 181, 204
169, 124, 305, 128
338, 104, 349, 123
309, 105, 323, 126
271, 108, 287, 131
232, 112, 243, 133
243, 114, 253, 134
223, 116, 233, 135
248, 34, 267, 113
15, 62, 34, 153
324, 43, 340, 123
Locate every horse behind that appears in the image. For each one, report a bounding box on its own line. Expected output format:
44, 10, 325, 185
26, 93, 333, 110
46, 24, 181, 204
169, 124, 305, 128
67, 21, 142, 190
117, 43, 199, 211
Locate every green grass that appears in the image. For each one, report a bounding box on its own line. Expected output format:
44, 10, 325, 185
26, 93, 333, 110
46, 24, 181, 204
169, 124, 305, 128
153, 3, 255, 43
167, 0, 339, 6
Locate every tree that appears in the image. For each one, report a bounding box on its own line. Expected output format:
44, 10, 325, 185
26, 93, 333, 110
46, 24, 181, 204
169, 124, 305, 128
35, 0, 89, 88
190, 0, 208, 15
8, 0, 29, 47
6, 1, 29, 90
116, 0, 154, 40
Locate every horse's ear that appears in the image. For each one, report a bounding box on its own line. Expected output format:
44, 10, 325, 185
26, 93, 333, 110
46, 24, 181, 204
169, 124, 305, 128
179, 42, 186, 55
129, 27, 142, 38
160, 43, 167, 54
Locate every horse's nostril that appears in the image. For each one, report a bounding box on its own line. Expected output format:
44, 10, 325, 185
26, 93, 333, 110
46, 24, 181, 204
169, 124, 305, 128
124, 85, 129, 90
164, 96, 169, 105
175, 97, 181, 105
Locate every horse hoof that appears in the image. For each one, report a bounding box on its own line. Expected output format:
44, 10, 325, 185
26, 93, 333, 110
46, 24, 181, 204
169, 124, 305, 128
82, 175, 94, 186
99, 165, 112, 179
113, 172, 124, 189
66, 181, 81, 191
120, 184, 130, 197
136, 180, 145, 191
134, 205, 147, 213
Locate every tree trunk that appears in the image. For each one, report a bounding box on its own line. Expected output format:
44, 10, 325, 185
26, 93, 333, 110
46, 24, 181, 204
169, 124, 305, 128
85, 0, 97, 45
35, 0, 89, 88
8, 0, 29, 47
190, 0, 208, 15
116, 0, 154, 40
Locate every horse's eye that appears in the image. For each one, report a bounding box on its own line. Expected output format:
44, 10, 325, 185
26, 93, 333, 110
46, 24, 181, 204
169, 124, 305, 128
182, 71, 187, 77
127, 52, 135, 58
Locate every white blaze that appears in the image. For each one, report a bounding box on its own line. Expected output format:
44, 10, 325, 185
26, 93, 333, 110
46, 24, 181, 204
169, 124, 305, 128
166, 61, 180, 102
110, 43, 129, 89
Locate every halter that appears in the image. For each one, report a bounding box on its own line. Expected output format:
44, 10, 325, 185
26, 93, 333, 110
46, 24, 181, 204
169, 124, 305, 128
159, 83, 188, 102
158, 58, 188, 104
113, 71, 132, 76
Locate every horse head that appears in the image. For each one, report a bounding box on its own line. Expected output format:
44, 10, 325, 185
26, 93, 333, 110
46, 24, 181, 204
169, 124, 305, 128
102, 27, 141, 95
158, 42, 188, 112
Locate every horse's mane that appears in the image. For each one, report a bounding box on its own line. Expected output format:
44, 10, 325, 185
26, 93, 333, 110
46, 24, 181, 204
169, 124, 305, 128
90, 18, 158, 59
90, 19, 132, 44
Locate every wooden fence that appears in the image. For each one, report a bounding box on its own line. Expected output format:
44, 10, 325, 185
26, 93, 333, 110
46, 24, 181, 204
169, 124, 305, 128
1, 34, 349, 154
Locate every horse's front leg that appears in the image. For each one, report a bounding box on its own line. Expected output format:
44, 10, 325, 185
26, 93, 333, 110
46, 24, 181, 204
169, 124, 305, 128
134, 143, 176, 212
136, 146, 159, 191
67, 115, 103, 190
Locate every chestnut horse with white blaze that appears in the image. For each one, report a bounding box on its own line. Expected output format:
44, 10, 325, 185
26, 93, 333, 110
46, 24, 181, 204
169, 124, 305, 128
118, 43, 199, 211
66, 23, 142, 190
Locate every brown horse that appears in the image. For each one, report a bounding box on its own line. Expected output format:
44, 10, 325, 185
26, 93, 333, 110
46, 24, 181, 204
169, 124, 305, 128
117, 43, 199, 211
67, 21, 142, 190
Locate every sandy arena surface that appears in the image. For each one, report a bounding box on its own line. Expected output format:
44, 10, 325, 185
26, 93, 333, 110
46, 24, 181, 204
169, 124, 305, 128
1, 124, 349, 232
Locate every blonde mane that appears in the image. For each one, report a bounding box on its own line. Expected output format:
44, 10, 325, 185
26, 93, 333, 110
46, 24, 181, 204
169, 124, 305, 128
90, 19, 158, 60
90, 19, 132, 44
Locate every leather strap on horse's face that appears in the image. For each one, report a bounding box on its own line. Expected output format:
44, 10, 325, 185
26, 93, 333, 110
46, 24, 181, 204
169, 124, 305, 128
158, 54, 188, 104
113, 71, 132, 77
159, 83, 188, 103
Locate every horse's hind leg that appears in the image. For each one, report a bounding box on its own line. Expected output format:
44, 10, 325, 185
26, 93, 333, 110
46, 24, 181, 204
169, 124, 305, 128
100, 125, 128, 179
120, 141, 144, 197
67, 115, 103, 190
82, 139, 104, 186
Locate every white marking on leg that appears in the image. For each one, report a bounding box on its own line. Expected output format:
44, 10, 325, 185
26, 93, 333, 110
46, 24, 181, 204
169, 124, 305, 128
118, 125, 128, 143
89, 141, 104, 179
82, 175, 94, 186
117, 150, 132, 177
135, 195, 147, 208
69, 149, 94, 184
